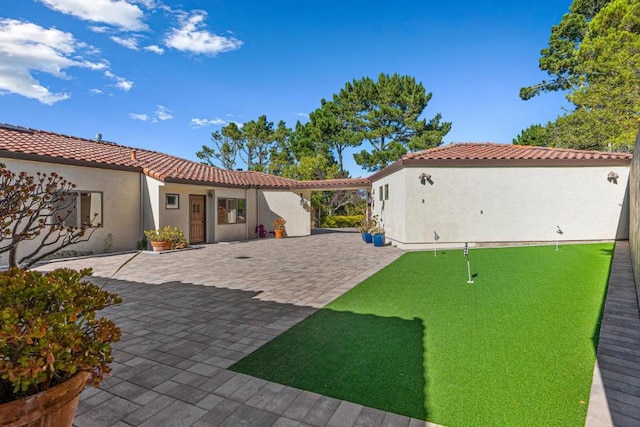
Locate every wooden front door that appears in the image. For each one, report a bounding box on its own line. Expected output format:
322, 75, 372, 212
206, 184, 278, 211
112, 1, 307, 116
189, 195, 206, 244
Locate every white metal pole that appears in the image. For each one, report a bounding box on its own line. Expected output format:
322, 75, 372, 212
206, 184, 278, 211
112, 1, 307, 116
467, 259, 474, 284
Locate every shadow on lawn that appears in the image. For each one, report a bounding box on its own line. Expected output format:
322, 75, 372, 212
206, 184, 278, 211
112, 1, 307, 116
591, 244, 616, 353
231, 309, 428, 420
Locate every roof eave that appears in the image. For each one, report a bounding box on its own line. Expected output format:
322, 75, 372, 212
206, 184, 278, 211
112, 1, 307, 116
0, 150, 141, 174
369, 157, 631, 181
163, 176, 251, 189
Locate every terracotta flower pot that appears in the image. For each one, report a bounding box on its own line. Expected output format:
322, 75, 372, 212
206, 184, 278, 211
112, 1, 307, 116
150, 241, 167, 252
0, 371, 88, 427
274, 229, 285, 239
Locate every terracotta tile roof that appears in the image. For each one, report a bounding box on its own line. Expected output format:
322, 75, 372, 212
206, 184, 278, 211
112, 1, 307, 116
0, 124, 294, 188
403, 143, 633, 161
368, 143, 632, 181
291, 178, 371, 190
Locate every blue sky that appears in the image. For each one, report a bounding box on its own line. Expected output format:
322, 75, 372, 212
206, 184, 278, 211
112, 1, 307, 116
1, 0, 572, 177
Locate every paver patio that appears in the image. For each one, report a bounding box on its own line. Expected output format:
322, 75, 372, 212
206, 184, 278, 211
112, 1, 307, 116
35, 233, 640, 426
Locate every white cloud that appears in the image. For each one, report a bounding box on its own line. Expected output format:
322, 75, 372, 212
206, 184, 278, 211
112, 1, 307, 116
296, 112, 310, 119
104, 70, 133, 91
144, 44, 164, 54
132, 0, 157, 8
90, 88, 103, 94
0, 19, 107, 104
129, 113, 148, 121
111, 36, 139, 50
165, 10, 242, 56
89, 25, 111, 33
130, 105, 173, 123
154, 105, 173, 121
38, 0, 147, 31
189, 117, 226, 128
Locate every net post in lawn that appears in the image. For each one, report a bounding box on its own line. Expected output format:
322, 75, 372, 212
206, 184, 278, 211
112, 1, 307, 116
433, 231, 439, 257
464, 242, 474, 284
556, 226, 563, 251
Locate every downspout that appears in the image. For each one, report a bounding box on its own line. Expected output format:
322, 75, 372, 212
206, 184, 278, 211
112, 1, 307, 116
245, 187, 248, 241
139, 173, 144, 240
256, 186, 261, 239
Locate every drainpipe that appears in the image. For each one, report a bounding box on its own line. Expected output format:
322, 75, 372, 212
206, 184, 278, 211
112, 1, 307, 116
245, 187, 248, 241
256, 187, 261, 239
139, 173, 144, 240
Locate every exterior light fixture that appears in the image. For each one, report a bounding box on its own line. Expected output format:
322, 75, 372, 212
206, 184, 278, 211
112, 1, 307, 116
300, 193, 304, 206
607, 171, 619, 183
419, 173, 433, 185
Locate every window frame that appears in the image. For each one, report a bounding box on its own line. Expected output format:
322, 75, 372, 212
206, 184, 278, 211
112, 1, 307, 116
217, 197, 246, 225
62, 191, 103, 228
165, 194, 180, 209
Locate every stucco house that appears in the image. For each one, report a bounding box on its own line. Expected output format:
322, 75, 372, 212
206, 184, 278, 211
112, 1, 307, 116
0, 123, 368, 265
1, 122, 633, 263
369, 143, 632, 249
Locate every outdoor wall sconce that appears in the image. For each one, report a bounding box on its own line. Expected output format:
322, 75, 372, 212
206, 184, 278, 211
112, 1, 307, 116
607, 171, 619, 184
207, 191, 213, 198
299, 193, 304, 206
419, 172, 433, 185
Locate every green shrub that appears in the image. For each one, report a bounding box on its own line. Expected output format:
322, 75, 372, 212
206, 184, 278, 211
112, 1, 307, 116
321, 215, 365, 228
144, 226, 187, 248
0, 268, 122, 402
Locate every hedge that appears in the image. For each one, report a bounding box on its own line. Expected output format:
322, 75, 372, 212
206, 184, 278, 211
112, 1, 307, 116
321, 215, 365, 228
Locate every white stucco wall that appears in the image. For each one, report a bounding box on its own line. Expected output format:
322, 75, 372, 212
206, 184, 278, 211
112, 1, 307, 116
143, 175, 163, 232
155, 184, 210, 243
371, 169, 407, 244
259, 190, 311, 237
0, 158, 141, 265
146, 184, 304, 243
372, 165, 630, 249
214, 187, 251, 242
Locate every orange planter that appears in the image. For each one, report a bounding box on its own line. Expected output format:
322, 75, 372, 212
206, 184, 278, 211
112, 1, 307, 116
150, 241, 168, 251
0, 371, 88, 427
274, 229, 285, 239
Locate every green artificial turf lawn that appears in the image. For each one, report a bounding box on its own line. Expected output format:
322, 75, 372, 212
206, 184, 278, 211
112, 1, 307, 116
231, 243, 614, 426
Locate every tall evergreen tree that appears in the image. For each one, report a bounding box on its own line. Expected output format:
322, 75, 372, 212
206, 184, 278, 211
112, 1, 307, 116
196, 122, 243, 169
334, 73, 451, 172
518, 0, 638, 151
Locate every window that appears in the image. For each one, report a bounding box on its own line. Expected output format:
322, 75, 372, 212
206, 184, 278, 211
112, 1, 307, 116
384, 184, 389, 200
165, 194, 179, 209
62, 191, 103, 227
217, 198, 246, 224
379, 186, 383, 201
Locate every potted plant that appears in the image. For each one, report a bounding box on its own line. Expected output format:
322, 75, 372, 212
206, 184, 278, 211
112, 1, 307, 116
162, 226, 188, 249
370, 225, 386, 247
0, 163, 122, 426
360, 215, 379, 244
144, 228, 168, 251
273, 218, 286, 239
358, 218, 370, 242
0, 268, 122, 426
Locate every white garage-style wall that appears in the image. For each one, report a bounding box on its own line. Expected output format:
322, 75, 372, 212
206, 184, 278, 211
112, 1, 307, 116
259, 190, 311, 237
0, 158, 142, 265
372, 164, 630, 250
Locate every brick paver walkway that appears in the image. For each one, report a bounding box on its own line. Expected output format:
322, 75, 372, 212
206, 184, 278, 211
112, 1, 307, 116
37, 234, 639, 426
42, 231, 444, 427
